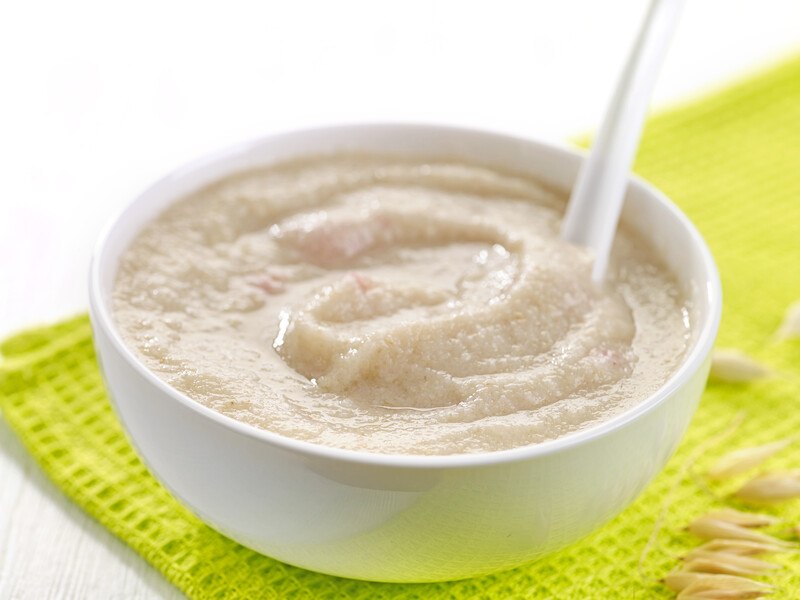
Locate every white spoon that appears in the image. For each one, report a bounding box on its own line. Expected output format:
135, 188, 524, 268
560, 0, 686, 282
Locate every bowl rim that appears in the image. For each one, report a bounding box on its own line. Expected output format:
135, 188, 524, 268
88, 122, 722, 469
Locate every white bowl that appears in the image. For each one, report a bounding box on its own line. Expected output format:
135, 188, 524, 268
89, 124, 721, 583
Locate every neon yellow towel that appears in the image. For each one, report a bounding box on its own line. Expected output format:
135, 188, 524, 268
2, 57, 800, 598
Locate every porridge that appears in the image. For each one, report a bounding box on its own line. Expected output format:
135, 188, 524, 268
113, 155, 690, 455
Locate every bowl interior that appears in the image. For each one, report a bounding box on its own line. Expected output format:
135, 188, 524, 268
91, 123, 720, 465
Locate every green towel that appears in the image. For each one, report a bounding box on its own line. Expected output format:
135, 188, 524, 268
2, 57, 800, 599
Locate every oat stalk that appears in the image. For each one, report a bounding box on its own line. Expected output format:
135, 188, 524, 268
663, 571, 708, 592
774, 300, 800, 342
735, 471, 800, 504
700, 508, 780, 528
671, 573, 773, 598
687, 539, 793, 557
682, 552, 779, 577
709, 350, 772, 384
687, 516, 793, 547
707, 440, 793, 480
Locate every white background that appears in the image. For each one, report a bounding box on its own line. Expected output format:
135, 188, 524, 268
1, 1, 798, 597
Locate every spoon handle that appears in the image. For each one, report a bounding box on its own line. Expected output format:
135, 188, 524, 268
561, 0, 686, 282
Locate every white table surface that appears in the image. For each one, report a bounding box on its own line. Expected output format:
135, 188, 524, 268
1, 1, 798, 597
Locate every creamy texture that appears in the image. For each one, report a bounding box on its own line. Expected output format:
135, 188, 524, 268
113, 155, 690, 455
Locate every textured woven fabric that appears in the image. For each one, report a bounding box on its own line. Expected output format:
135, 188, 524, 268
2, 57, 800, 599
